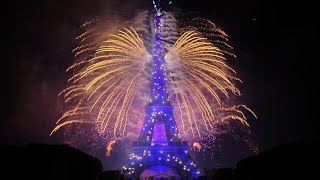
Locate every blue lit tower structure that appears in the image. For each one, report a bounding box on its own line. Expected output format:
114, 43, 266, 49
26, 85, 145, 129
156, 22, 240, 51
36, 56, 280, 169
123, 1, 200, 179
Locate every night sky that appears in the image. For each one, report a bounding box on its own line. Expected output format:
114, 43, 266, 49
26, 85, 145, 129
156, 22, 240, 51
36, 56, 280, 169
1, 0, 317, 169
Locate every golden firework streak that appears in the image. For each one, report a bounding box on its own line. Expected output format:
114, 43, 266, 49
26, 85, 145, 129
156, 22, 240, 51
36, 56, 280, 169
51, 27, 148, 136
166, 30, 256, 136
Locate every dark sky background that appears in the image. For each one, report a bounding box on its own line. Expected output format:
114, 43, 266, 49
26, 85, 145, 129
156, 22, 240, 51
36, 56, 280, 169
1, 0, 317, 169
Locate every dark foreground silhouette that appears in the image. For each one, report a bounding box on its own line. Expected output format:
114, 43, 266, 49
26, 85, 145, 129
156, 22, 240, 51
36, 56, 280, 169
1, 142, 318, 179
1, 143, 103, 179
200, 142, 319, 180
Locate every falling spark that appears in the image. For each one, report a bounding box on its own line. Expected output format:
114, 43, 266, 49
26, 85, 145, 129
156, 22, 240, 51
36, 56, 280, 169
193, 142, 202, 151
106, 140, 117, 157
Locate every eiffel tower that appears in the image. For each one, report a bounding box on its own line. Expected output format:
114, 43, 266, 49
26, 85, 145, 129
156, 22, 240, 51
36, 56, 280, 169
123, 12, 200, 180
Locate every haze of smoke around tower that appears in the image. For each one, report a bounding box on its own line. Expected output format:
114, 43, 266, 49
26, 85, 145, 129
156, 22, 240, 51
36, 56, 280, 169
51, 10, 257, 159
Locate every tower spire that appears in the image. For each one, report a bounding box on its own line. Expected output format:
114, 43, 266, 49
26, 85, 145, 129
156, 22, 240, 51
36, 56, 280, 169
149, 14, 170, 106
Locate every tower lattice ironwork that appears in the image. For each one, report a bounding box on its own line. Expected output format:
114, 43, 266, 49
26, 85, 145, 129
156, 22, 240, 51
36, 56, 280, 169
123, 14, 200, 179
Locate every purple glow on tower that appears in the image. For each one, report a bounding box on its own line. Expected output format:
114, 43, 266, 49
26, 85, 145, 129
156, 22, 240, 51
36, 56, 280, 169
151, 122, 168, 146
150, 15, 170, 106
125, 12, 200, 179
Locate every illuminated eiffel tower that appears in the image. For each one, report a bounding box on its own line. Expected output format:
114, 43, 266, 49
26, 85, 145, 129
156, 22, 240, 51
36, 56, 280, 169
123, 6, 200, 180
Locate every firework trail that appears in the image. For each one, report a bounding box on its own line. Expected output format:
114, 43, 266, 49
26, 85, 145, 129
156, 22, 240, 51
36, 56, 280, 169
106, 140, 117, 157
51, 10, 257, 154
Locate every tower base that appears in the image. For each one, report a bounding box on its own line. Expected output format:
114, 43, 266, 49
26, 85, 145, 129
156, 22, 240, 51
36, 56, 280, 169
123, 141, 200, 179
140, 166, 180, 180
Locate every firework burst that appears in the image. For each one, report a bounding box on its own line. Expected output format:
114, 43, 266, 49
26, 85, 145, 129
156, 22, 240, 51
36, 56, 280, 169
51, 27, 150, 140
51, 12, 257, 154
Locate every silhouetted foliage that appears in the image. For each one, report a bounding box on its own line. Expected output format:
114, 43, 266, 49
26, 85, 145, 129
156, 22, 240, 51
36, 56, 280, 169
1, 143, 103, 180
1, 142, 318, 180
202, 142, 319, 180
